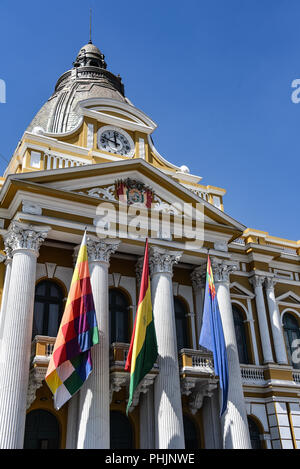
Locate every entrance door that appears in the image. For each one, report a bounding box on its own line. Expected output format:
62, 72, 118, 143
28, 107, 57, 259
24, 409, 60, 449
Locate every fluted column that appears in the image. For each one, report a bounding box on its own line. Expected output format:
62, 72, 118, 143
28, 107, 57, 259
264, 277, 288, 365
0, 221, 49, 449
149, 246, 185, 449
0, 252, 11, 355
190, 265, 206, 345
249, 275, 274, 364
77, 237, 120, 449
65, 393, 79, 449
135, 256, 154, 449
211, 258, 251, 449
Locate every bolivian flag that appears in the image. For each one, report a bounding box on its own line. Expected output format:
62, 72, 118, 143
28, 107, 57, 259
125, 239, 158, 413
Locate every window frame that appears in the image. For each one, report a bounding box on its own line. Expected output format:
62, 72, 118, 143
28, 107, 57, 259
33, 280, 64, 338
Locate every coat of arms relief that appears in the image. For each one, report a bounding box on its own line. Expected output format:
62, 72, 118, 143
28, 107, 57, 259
76, 178, 180, 215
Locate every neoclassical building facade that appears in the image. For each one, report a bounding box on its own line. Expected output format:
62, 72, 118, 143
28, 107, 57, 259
0, 40, 299, 450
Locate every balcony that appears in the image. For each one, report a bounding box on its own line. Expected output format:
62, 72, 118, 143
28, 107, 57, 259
109, 342, 158, 411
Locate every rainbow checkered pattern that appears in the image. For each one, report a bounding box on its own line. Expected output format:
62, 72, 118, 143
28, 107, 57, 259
45, 232, 99, 410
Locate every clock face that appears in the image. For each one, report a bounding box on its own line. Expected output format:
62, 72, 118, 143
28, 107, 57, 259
97, 127, 135, 157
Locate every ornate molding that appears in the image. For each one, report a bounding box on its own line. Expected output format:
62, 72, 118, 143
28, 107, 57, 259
149, 246, 182, 276
27, 367, 45, 409
86, 237, 121, 263
110, 373, 128, 404
188, 379, 218, 415
264, 276, 277, 291
4, 221, 50, 256
135, 256, 144, 288
190, 265, 207, 290
78, 185, 116, 202
109, 371, 157, 412
127, 373, 157, 413
210, 258, 238, 284
249, 275, 266, 289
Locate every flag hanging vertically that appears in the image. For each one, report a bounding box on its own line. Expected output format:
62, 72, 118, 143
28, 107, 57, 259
199, 255, 229, 416
125, 239, 158, 413
45, 231, 99, 410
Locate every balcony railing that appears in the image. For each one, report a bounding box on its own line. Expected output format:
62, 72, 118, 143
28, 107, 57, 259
179, 348, 214, 375
240, 364, 265, 384
110, 342, 129, 366
31, 335, 56, 367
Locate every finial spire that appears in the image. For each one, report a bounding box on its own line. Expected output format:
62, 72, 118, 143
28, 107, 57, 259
89, 9, 92, 44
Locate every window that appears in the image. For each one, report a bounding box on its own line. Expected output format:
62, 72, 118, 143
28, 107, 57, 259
174, 297, 189, 351
110, 411, 134, 449
232, 305, 249, 364
32, 280, 64, 337
283, 313, 300, 369
183, 415, 200, 449
109, 289, 130, 343
247, 416, 262, 449
24, 410, 60, 449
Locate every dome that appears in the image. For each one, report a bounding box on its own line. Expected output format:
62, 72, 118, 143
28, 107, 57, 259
73, 42, 107, 69
26, 42, 126, 135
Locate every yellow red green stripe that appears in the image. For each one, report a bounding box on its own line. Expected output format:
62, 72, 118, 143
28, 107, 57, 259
125, 239, 158, 413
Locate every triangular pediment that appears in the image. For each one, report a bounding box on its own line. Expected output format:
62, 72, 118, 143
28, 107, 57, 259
1, 159, 245, 245
230, 282, 255, 298
276, 291, 300, 305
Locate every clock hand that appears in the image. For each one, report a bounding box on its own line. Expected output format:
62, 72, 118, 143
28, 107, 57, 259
114, 132, 119, 147
102, 136, 117, 145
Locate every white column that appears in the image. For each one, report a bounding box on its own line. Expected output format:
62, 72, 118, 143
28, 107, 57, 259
264, 277, 288, 365
202, 390, 222, 448
149, 246, 185, 449
65, 393, 79, 449
139, 387, 155, 449
136, 256, 155, 449
0, 221, 49, 449
77, 238, 120, 449
249, 275, 274, 364
190, 265, 206, 346
211, 258, 251, 449
0, 253, 11, 355
246, 298, 260, 365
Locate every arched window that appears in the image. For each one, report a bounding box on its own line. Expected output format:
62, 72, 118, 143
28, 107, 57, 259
232, 305, 249, 364
32, 280, 64, 338
247, 416, 263, 449
174, 297, 189, 351
110, 411, 134, 449
24, 409, 60, 449
109, 288, 130, 343
183, 415, 200, 449
283, 313, 300, 369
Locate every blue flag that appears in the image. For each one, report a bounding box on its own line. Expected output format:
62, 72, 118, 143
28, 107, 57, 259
199, 256, 229, 416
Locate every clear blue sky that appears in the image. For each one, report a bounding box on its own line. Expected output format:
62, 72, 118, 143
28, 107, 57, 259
0, 0, 299, 240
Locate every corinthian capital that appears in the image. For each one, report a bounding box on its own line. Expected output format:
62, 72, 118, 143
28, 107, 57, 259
149, 246, 182, 276
249, 275, 265, 289
4, 221, 50, 256
135, 256, 144, 288
190, 264, 207, 290
210, 257, 238, 284
86, 237, 121, 263
264, 276, 277, 291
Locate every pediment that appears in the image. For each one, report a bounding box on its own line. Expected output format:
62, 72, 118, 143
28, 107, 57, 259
2, 159, 245, 242
230, 282, 255, 298
74, 98, 157, 135
276, 291, 300, 305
